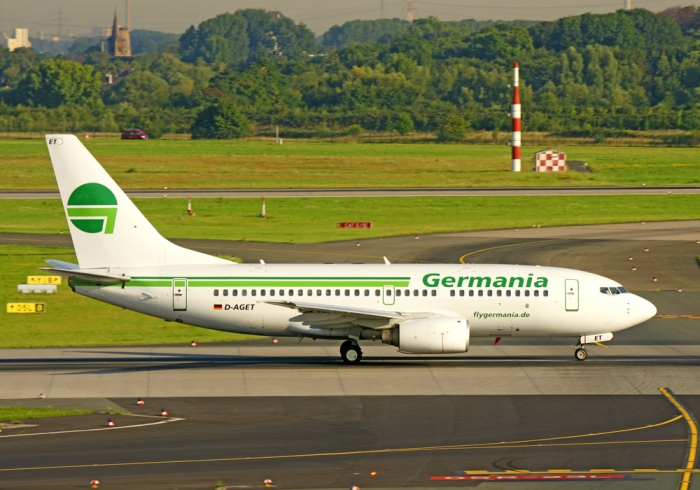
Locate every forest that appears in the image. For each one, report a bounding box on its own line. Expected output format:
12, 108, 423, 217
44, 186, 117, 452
1, 6, 699, 140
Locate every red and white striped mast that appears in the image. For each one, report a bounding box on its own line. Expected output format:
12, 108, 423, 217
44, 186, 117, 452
511, 61, 521, 172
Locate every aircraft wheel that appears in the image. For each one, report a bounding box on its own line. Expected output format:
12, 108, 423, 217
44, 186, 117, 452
574, 348, 588, 361
341, 344, 362, 364
340, 340, 354, 356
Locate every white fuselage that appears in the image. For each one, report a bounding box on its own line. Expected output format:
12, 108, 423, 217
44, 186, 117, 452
72, 263, 656, 340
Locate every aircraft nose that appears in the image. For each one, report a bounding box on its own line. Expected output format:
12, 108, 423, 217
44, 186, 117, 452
634, 295, 657, 322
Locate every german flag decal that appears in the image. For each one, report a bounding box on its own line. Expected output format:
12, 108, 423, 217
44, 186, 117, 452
214, 304, 222, 310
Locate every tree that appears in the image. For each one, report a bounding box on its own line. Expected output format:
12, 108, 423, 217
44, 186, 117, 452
191, 99, 250, 139
15, 59, 101, 108
110, 71, 170, 107
322, 19, 410, 48
437, 114, 469, 142
395, 113, 414, 135
179, 9, 318, 68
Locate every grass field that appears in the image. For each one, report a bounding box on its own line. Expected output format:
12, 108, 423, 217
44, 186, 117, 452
0, 245, 254, 348
3, 194, 700, 243
3, 139, 700, 190
0, 407, 95, 422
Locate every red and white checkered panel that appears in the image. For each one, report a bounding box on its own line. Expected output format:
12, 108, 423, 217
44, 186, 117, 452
535, 150, 566, 172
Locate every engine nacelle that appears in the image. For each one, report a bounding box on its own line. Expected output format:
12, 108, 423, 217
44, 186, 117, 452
381, 317, 469, 354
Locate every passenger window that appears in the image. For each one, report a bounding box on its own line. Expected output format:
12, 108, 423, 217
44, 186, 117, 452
223, 290, 228, 297
544, 290, 549, 297
422, 290, 428, 297
405, 289, 410, 296
450, 290, 456, 297
497, 290, 502, 297
355, 289, 360, 296
387, 290, 392, 296
326, 290, 331, 296
345, 289, 350, 296
233, 289, 238, 296
289, 289, 294, 296
365, 289, 370, 296
534, 290, 539, 297
431, 290, 436, 297
279, 290, 284, 296
525, 290, 530, 297
316, 289, 321, 296
375, 289, 381, 296
242, 290, 248, 297
335, 289, 340, 296
396, 290, 401, 297
515, 290, 520, 297
214, 289, 219, 296
506, 290, 511, 297
261, 290, 267, 297
252, 290, 257, 296
270, 290, 275, 297
478, 290, 483, 297
460, 290, 465, 297
414, 290, 419, 296
487, 290, 493, 297
469, 290, 474, 297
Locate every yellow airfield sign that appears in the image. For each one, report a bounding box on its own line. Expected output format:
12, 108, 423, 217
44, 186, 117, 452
7, 303, 46, 313
27, 276, 62, 285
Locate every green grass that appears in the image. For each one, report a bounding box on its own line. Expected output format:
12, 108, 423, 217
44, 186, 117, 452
2, 139, 700, 189
3, 194, 700, 244
0, 406, 94, 422
0, 245, 255, 348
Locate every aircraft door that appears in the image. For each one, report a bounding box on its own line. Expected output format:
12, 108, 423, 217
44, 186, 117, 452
173, 278, 188, 311
565, 279, 579, 311
383, 286, 395, 305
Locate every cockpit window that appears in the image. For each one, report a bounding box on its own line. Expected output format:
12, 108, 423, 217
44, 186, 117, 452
601, 286, 629, 295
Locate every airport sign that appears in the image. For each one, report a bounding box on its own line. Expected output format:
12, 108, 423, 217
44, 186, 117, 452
7, 303, 46, 313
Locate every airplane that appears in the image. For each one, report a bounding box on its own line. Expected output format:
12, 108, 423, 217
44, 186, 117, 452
43, 134, 657, 363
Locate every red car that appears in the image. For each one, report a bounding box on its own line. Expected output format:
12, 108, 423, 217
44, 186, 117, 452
121, 129, 149, 140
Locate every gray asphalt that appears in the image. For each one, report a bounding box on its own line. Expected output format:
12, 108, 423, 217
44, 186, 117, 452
2, 221, 700, 489
3, 185, 700, 199
0, 396, 690, 489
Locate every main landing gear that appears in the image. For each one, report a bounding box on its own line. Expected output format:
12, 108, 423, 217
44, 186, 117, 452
340, 340, 362, 364
574, 346, 588, 361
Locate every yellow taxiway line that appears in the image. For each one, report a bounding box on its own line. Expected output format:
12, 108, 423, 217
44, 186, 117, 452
459, 240, 557, 263
0, 413, 684, 473
660, 387, 699, 490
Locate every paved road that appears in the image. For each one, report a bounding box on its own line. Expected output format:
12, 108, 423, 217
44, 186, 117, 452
3, 185, 700, 199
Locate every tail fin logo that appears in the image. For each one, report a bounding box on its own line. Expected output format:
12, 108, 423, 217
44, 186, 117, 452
67, 183, 118, 234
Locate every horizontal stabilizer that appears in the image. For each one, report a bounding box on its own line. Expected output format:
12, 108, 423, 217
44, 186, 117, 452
40, 267, 131, 285
45, 259, 80, 270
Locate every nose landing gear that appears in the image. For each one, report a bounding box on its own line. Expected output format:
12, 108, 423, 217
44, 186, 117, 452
574, 347, 588, 361
340, 339, 362, 364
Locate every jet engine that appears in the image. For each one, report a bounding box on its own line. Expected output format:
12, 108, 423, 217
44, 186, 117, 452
381, 317, 469, 354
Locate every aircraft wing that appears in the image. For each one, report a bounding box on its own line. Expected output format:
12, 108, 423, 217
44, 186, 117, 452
260, 300, 442, 331
263, 300, 404, 320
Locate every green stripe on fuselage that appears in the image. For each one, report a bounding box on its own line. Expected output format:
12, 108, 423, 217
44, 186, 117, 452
72, 277, 412, 288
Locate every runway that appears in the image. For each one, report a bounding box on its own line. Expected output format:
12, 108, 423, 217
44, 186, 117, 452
2, 185, 700, 199
2, 221, 700, 488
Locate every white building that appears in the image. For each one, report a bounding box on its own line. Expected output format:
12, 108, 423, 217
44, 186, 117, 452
7, 28, 31, 52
